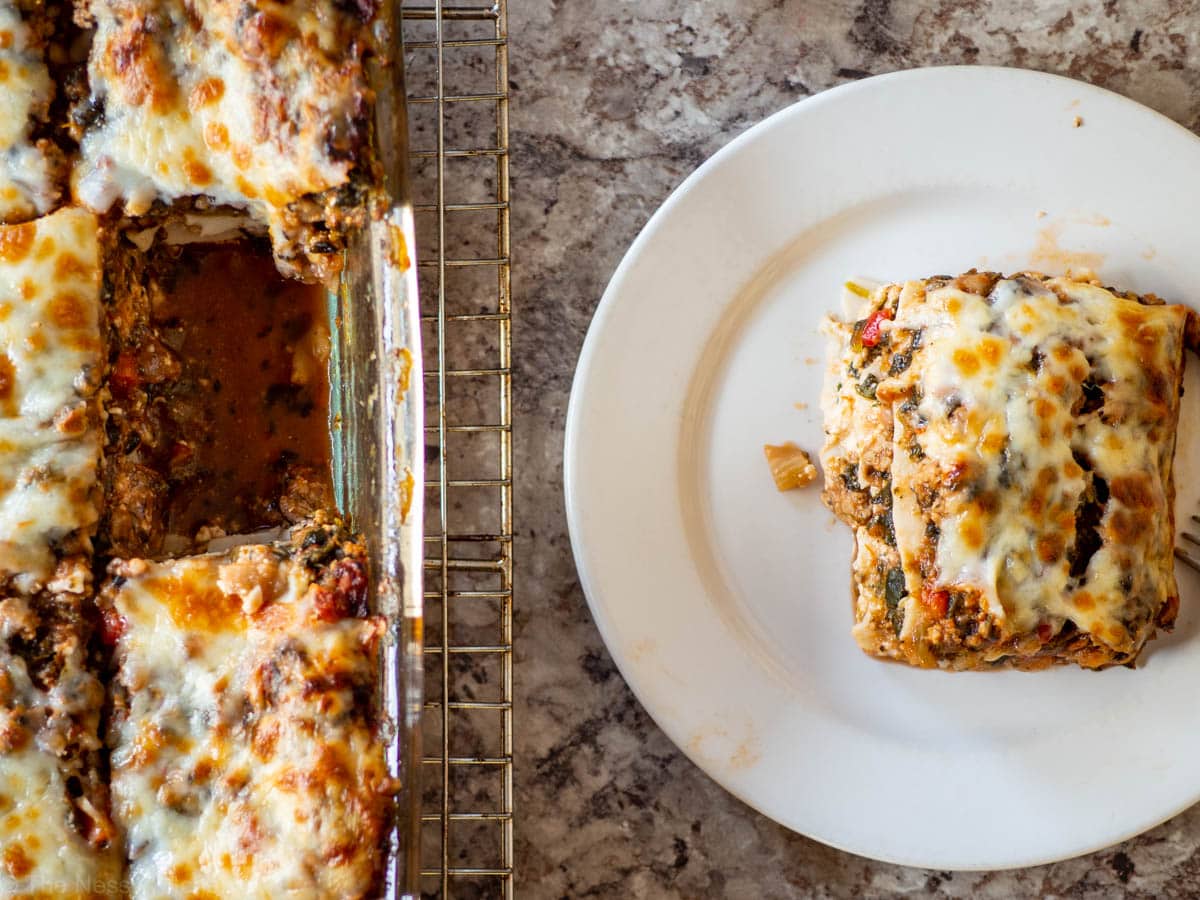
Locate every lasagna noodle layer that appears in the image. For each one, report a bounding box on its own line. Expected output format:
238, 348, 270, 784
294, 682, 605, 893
73, 0, 377, 280
0, 1, 60, 223
103, 518, 393, 899
824, 273, 1188, 669
0, 207, 102, 594
0, 594, 119, 898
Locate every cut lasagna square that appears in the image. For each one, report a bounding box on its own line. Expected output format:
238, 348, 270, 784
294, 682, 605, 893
100, 517, 394, 898
0, 207, 102, 596
72, 0, 378, 281
0, 0, 63, 224
821, 272, 1190, 670
0, 593, 119, 897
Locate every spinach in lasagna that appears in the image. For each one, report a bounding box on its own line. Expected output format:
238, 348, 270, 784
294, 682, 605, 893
822, 272, 1190, 670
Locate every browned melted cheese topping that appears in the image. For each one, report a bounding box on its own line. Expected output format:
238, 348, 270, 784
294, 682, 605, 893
0, 207, 101, 593
822, 273, 1188, 669
0, 1, 58, 224
103, 522, 393, 898
74, 0, 377, 279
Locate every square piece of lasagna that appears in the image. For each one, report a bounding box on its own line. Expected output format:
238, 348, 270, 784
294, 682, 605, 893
100, 517, 394, 898
0, 207, 102, 597
72, 0, 378, 281
821, 272, 1190, 670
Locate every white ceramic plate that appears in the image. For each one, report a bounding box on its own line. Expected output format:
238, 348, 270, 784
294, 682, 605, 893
564, 66, 1200, 870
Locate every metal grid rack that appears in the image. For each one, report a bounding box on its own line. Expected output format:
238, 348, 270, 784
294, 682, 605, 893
401, 3, 514, 898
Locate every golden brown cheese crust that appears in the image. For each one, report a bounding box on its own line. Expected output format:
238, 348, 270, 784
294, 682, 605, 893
822, 272, 1189, 670
101, 517, 394, 899
72, 0, 378, 281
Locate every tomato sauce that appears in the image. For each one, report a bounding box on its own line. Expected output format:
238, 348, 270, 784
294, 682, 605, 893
153, 244, 333, 539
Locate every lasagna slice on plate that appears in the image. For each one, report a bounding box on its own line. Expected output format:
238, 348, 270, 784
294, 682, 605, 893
100, 516, 394, 898
822, 272, 1189, 670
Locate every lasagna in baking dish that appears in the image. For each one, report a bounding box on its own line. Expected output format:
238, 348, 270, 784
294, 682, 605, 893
0, 592, 118, 897
822, 272, 1190, 670
0, 0, 400, 892
72, 0, 378, 280
101, 518, 393, 898
0, 207, 102, 597
0, 0, 63, 224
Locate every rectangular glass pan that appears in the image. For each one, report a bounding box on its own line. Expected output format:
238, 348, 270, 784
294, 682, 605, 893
331, 2, 424, 895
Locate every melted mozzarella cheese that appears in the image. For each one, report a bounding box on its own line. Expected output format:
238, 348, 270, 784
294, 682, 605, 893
109, 544, 391, 899
890, 276, 1185, 649
0, 610, 117, 897
0, 747, 107, 897
0, 1, 57, 224
75, 0, 370, 272
0, 208, 101, 591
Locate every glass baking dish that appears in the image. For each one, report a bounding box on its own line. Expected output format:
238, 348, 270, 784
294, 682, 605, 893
330, 2, 424, 895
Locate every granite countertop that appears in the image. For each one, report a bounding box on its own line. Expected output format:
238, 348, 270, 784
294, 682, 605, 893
510, 1, 1200, 896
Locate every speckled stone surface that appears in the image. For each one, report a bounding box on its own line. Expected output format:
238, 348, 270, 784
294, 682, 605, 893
510, 2, 1200, 896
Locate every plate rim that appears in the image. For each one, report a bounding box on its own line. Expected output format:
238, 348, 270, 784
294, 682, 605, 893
563, 64, 1200, 870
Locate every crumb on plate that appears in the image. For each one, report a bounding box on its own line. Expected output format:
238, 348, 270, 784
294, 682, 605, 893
763, 442, 817, 491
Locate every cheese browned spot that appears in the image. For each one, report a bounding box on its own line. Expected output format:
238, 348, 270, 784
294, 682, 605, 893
0, 208, 101, 594
103, 518, 394, 899
73, 0, 378, 281
0, 1, 60, 224
822, 272, 1189, 670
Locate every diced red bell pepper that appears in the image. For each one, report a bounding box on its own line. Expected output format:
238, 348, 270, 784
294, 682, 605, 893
313, 559, 370, 621
921, 587, 949, 619
859, 308, 892, 347
110, 352, 139, 398
99, 606, 127, 646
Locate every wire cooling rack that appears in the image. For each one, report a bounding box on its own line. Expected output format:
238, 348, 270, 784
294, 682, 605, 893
401, 2, 514, 898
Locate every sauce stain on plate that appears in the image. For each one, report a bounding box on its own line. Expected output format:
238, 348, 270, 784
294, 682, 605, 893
1030, 220, 1105, 274
686, 721, 762, 772
629, 638, 655, 662
628, 637, 688, 690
